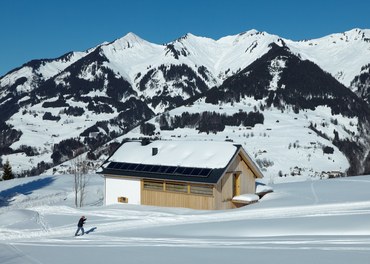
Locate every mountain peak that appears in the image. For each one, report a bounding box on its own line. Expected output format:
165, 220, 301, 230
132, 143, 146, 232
311, 28, 370, 43
238, 29, 260, 36
342, 28, 370, 40
181, 33, 195, 39
121, 32, 143, 42
110, 32, 148, 49
173, 32, 213, 43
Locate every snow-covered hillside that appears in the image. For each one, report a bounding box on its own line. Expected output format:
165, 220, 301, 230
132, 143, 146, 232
123, 99, 353, 182
287, 28, 370, 87
1, 174, 370, 264
0, 51, 91, 94
1, 28, 370, 179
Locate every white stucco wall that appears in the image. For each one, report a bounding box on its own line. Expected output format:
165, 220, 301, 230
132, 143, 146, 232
105, 177, 141, 205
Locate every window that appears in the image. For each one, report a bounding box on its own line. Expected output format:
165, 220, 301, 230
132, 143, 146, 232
143, 180, 163, 191
166, 182, 188, 193
190, 184, 213, 196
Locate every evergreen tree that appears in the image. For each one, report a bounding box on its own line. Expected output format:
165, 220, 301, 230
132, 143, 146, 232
2, 160, 14, 181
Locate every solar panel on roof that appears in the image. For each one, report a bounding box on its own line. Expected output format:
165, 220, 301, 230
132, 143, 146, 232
158, 166, 169, 173
175, 167, 186, 174
105, 161, 213, 178
190, 168, 202, 176
107, 162, 117, 169
127, 163, 138, 170
199, 168, 212, 176
119, 163, 130, 170
166, 166, 176, 174
183, 167, 194, 175
150, 165, 161, 173
143, 165, 154, 172
111, 163, 119, 169
136, 164, 145, 171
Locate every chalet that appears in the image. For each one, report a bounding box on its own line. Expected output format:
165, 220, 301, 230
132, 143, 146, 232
98, 140, 263, 210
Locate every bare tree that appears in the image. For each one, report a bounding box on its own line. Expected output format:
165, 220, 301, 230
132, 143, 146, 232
71, 156, 89, 207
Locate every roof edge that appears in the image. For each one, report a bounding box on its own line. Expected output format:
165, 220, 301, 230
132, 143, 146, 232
238, 147, 264, 178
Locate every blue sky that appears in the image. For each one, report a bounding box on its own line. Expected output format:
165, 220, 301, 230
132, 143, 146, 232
1, 0, 369, 76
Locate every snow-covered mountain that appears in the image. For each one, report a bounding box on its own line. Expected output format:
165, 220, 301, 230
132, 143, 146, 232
125, 43, 370, 179
287, 28, 370, 87
1, 28, 370, 179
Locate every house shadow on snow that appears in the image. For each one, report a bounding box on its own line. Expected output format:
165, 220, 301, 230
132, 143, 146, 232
0, 177, 55, 207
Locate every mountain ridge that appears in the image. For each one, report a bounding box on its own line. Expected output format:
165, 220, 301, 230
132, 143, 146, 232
0, 28, 370, 179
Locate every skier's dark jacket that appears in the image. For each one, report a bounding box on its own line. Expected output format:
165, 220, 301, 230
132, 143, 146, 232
77, 217, 86, 227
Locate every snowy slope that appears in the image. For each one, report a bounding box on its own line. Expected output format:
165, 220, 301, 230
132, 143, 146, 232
100, 30, 280, 87
92, 30, 281, 112
167, 30, 283, 83
0, 51, 91, 95
1, 28, 370, 179
99, 32, 165, 85
123, 99, 353, 182
6, 95, 119, 173
0, 174, 370, 264
1, 28, 369, 97
286, 28, 370, 86
99, 28, 370, 88
101, 28, 370, 88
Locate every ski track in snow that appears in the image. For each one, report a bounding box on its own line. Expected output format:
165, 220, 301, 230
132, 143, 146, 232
8, 236, 370, 252
5, 243, 43, 264
3, 200, 370, 243
310, 181, 319, 204
2, 175, 370, 263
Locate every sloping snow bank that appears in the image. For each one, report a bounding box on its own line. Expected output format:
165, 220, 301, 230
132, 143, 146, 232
1, 175, 370, 264
0, 209, 38, 227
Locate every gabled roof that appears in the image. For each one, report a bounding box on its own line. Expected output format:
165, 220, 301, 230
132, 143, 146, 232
99, 140, 262, 184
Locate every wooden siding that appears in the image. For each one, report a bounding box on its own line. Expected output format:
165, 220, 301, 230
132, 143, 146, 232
214, 173, 234, 210
214, 154, 258, 210
231, 154, 256, 194
142, 187, 215, 210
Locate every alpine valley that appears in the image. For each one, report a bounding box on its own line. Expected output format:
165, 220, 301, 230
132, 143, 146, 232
1, 28, 370, 181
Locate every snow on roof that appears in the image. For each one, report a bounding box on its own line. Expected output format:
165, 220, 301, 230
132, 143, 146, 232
108, 141, 239, 169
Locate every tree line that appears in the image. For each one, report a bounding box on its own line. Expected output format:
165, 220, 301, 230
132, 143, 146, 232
141, 110, 264, 135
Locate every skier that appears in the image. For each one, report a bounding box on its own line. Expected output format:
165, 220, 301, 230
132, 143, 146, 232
75, 216, 86, 236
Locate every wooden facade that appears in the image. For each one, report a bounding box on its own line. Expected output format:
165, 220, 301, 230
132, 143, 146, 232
102, 142, 263, 210
141, 181, 215, 210
214, 153, 258, 210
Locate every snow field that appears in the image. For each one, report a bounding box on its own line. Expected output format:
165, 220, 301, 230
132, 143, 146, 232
124, 99, 352, 181
1, 174, 370, 263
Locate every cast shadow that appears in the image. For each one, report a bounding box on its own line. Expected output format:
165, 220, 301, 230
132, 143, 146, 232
86, 227, 97, 234
0, 177, 55, 207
